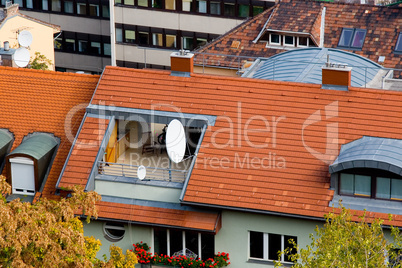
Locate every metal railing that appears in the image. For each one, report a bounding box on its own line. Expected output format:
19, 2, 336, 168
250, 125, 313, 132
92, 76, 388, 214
98, 161, 187, 183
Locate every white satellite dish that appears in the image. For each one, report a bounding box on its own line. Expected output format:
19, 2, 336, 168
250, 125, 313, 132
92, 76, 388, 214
166, 119, 186, 163
18, 30, 33, 47
137, 165, 146, 180
14, 47, 30, 68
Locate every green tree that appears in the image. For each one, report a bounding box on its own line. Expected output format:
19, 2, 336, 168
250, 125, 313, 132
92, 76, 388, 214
275, 205, 402, 268
29, 52, 52, 70
0, 175, 137, 267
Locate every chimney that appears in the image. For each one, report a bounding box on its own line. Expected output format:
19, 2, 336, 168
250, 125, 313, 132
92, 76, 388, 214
322, 60, 352, 91
170, 51, 194, 77
4, 41, 9, 51
4, 3, 19, 17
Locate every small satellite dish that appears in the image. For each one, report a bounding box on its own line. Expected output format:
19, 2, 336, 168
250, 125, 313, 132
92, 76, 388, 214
14, 47, 30, 68
18, 30, 33, 47
166, 119, 186, 163
137, 165, 146, 180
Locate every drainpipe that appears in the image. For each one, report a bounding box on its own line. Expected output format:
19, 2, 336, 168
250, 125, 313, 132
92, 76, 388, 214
110, 0, 116, 66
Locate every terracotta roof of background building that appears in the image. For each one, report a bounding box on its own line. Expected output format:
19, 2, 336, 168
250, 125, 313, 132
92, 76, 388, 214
0, 66, 99, 199
195, 0, 402, 71
73, 66, 402, 227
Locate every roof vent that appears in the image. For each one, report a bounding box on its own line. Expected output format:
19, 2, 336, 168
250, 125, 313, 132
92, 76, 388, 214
170, 50, 194, 77
322, 55, 351, 91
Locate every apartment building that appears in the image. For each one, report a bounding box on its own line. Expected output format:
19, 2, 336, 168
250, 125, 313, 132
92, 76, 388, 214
2, 0, 273, 72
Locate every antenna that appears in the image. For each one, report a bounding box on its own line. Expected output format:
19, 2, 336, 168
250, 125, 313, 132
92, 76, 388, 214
166, 119, 187, 163
14, 47, 30, 67
18, 30, 33, 47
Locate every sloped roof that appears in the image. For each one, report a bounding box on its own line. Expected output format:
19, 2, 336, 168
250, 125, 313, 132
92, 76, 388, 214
195, 0, 402, 71
0, 66, 99, 199
69, 65, 402, 226
8, 133, 58, 160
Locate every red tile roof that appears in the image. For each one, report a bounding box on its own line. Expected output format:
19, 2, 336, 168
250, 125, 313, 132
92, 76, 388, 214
96, 201, 221, 233
86, 66, 402, 226
0, 66, 99, 199
57, 116, 109, 189
195, 0, 402, 71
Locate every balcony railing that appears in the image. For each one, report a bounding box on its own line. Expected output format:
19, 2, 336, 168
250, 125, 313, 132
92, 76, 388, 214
98, 161, 187, 183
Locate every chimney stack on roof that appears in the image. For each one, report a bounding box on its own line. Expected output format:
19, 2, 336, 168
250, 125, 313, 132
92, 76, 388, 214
4, 3, 19, 17
322, 58, 352, 90
170, 50, 194, 77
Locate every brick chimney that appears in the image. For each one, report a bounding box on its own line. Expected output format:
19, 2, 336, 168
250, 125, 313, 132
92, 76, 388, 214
170, 51, 194, 77
322, 62, 352, 91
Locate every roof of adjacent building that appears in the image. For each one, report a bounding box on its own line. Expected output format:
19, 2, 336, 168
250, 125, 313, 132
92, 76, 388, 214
243, 47, 383, 87
58, 65, 402, 227
195, 0, 401, 71
0, 66, 99, 199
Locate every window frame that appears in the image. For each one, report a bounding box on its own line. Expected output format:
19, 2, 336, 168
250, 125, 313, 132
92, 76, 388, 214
283, 35, 295, 47
338, 28, 366, 50
152, 228, 215, 260
269, 33, 281, 46
338, 169, 402, 201
103, 222, 126, 242
248, 231, 297, 263
297, 36, 309, 48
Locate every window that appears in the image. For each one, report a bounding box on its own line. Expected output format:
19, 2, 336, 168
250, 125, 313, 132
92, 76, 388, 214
165, 0, 175, 10
339, 171, 402, 200
10, 157, 35, 196
269, 34, 280, 45
102, 4, 109, 17
395, 33, 402, 53
14, 0, 23, 7
116, 28, 123, 43
78, 40, 88, 52
224, 2, 235, 16
183, 36, 193, 50
138, 0, 148, 7
210, 1, 220, 15
182, 0, 192, 11
153, 228, 215, 260
283, 35, 295, 46
138, 31, 149, 45
239, 3, 249, 17
64, 1, 73, 13
90, 41, 101, 54
197, 0, 206, 13
152, 33, 163, 46
103, 43, 111, 56
125, 30, 135, 43
249, 231, 297, 263
298, 36, 309, 47
65, 38, 76, 52
166, 34, 176, 48
51, 0, 61, 11
103, 222, 125, 242
42, 0, 49, 10
26, 0, 33, 8
338, 28, 366, 49
89, 4, 99, 16
77, 2, 86, 14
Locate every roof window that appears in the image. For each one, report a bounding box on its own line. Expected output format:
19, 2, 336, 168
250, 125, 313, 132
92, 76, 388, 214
338, 28, 366, 49
395, 33, 402, 53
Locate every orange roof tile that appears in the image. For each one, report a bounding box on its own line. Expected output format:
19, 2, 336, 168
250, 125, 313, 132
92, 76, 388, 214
57, 116, 109, 189
0, 66, 99, 199
84, 66, 402, 226
196, 0, 402, 71
95, 201, 221, 232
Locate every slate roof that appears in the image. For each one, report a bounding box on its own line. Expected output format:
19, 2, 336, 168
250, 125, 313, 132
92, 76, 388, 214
0, 66, 99, 199
195, 0, 402, 72
59, 65, 402, 227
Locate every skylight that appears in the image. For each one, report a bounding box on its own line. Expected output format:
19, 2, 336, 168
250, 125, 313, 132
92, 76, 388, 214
338, 28, 366, 49
396, 33, 402, 53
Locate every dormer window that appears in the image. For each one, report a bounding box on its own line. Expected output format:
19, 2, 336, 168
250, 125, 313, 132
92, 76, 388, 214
339, 171, 402, 201
338, 28, 366, 49
395, 33, 402, 53
283, 35, 295, 46
297, 36, 309, 47
263, 32, 315, 48
269, 33, 280, 45
6, 133, 59, 197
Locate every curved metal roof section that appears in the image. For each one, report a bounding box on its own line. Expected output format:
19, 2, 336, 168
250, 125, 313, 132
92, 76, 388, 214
329, 136, 402, 176
9, 133, 59, 160
245, 48, 383, 87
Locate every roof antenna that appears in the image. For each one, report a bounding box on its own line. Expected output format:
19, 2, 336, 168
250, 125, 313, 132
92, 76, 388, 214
326, 54, 330, 67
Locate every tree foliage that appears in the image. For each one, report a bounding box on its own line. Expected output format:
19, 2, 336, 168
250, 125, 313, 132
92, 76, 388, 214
28, 52, 52, 70
275, 205, 402, 268
0, 175, 138, 267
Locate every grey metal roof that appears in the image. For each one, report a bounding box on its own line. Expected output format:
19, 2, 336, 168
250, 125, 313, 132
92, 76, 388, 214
0, 129, 13, 150
243, 48, 384, 87
9, 133, 58, 160
329, 136, 402, 176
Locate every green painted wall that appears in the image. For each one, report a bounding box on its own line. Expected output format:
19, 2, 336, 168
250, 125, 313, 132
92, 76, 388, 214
95, 180, 181, 203
83, 220, 153, 259
214, 210, 323, 268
